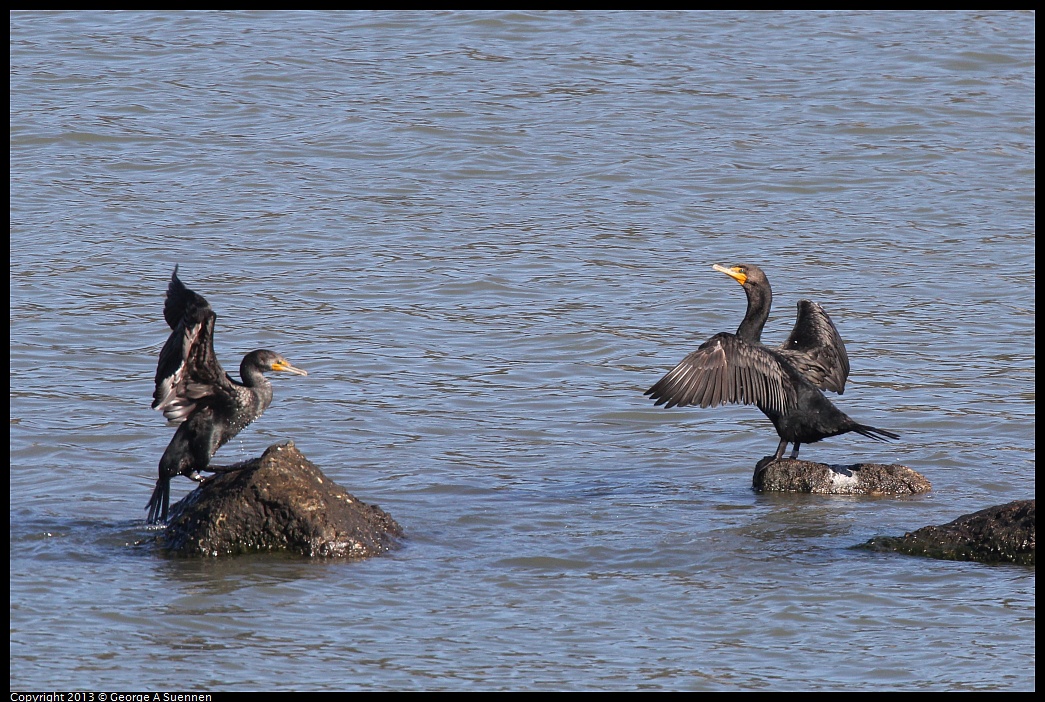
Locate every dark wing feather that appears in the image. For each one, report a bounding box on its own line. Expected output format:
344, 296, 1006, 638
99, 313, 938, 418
152, 270, 233, 425
162, 265, 197, 330
645, 333, 798, 415
776, 300, 850, 394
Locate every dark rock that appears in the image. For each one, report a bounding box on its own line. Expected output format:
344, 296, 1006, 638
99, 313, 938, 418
861, 499, 1035, 566
158, 441, 403, 558
753, 457, 931, 495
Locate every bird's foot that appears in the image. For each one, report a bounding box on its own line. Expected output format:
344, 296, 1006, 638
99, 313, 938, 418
203, 461, 253, 475
754, 455, 782, 479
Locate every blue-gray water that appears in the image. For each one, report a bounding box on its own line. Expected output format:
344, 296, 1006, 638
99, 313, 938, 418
10, 11, 1034, 691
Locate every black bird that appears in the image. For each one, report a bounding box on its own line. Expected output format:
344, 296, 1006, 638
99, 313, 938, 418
645, 263, 898, 462
146, 266, 307, 524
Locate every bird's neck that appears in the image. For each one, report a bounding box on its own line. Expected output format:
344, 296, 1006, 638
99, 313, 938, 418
736, 285, 771, 344
240, 357, 272, 389
239, 362, 274, 410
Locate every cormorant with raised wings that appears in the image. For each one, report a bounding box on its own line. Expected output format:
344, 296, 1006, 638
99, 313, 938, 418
645, 263, 898, 461
146, 266, 307, 524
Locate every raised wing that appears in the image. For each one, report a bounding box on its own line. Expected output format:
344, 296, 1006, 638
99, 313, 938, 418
151, 269, 233, 424
776, 300, 850, 394
645, 333, 798, 416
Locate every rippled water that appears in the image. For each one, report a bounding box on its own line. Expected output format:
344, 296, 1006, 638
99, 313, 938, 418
10, 11, 1034, 691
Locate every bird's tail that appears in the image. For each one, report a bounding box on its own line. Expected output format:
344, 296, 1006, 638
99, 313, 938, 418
851, 423, 900, 442
145, 478, 170, 525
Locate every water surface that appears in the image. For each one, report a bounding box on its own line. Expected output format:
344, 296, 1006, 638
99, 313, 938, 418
10, 10, 1035, 691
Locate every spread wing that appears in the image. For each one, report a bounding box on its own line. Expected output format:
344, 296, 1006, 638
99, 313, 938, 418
645, 333, 798, 416
152, 268, 233, 425
775, 300, 850, 394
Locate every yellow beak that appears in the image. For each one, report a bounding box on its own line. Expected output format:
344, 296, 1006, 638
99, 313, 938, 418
712, 264, 747, 285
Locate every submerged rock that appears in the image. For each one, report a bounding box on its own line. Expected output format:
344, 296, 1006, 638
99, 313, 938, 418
753, 457, 931, 495
158, 441, 403, 558
861, 499, 1035, 566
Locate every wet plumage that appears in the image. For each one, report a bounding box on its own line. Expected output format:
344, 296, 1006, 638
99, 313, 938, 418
146, 266, 307, 524
645, 263, 898, 461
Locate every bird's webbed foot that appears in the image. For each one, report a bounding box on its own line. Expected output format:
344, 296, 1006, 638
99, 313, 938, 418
204, 464, 235, 474
202, 460, 254, 475
754, 455, 780, 480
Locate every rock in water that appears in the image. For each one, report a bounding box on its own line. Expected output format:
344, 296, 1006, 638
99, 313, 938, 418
753, 457, 931, 495
861, 499, 1034, 565
157, 441, 403, 558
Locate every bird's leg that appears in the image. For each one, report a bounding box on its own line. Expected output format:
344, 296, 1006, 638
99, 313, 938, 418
188, 470, 205, 482
789, 443, 801, 460
774, 439, 788, 462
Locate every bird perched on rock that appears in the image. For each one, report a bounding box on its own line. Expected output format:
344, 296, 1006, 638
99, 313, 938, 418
147, 266, 307, 524
646, 263, 898, 461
